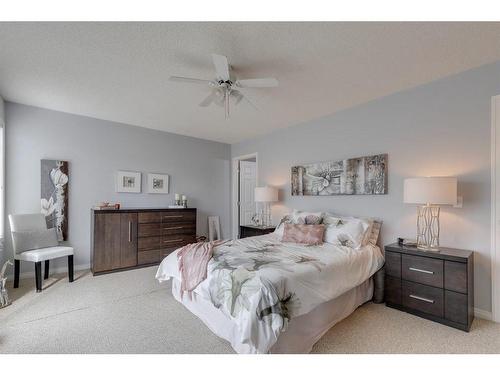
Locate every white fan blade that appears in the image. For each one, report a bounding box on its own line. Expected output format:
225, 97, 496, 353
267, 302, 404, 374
231, 90, 244, 105
212, 54, 230, 81
235, 78, 279, 88
199, 92, 216, 107
243, 95, 258, 110
169, 76, 212, 85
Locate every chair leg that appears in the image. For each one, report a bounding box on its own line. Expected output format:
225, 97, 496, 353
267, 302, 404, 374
68, 255, 74, 282
14, 260, 20, 288
35, 262, 42, 292
44, 260, 50, 280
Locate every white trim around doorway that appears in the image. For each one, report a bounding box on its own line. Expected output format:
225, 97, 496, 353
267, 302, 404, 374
491, 95, 500, 322
231, 153, 258, 240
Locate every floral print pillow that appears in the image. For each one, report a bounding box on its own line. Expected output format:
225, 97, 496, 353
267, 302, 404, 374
323, 216, 366, 249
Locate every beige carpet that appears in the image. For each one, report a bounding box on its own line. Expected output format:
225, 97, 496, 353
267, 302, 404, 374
1, 266, 499, 354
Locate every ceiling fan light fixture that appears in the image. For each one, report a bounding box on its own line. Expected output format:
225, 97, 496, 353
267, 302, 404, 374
169, 53, 279, 118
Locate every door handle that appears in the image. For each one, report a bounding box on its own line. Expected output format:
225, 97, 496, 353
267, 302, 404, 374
128, 221, 132, 242
409, 294, 434, 304
409, 267, 434, 275
164, 215, 183, 219
164, 226, 184, 230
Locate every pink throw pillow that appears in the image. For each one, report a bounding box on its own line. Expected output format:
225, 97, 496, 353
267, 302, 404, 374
281, 223, 325, 245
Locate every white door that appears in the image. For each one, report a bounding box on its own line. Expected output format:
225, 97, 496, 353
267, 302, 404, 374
239, 160, 256, 226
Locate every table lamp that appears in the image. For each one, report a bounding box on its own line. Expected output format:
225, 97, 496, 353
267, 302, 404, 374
403, 176, 457, 250
254, 186, 278, 227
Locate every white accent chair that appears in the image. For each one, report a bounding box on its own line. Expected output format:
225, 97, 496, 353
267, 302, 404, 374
8, 213, 74, 292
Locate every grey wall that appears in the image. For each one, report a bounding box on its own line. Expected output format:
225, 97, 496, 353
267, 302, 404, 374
3, 102, 230, 273
232, 61, 500, 313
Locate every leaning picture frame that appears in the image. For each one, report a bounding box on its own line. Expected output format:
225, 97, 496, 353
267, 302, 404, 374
115, 171, 142, 193
208, 216, 221, 241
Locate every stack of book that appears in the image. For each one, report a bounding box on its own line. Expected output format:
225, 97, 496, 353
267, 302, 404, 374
93, 203, 120, 210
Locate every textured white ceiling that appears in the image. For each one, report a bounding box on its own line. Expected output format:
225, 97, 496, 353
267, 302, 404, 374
1, 22, 500, 144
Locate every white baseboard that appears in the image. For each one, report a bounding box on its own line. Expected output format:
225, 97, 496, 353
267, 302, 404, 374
474, 307, 492, 321
6, 263, 90, 281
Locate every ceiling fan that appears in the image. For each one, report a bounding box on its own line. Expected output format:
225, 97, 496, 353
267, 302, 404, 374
169, 53, 279, 119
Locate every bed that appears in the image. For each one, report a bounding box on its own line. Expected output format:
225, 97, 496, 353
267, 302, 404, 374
156, 231, 384, 354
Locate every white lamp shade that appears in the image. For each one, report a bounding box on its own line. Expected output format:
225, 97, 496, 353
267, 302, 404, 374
404, 177, 457, 205
254, 186, 278, 202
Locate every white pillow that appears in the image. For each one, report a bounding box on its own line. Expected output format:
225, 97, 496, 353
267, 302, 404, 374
323, 215, 367, 249
274, 213, 293, 238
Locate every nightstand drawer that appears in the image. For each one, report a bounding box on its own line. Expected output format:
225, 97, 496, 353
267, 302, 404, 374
240, 226, 276, 238
385, 251, 401, 278
402, 280, 444, 318
402, 254, 443, 288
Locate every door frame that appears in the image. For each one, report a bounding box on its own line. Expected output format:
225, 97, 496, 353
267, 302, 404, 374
491, 95, 500, 322
231, 153, 258, 239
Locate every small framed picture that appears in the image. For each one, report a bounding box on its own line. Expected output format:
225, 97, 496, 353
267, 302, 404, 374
115, 171, 141, 193
147, 173, 169, 194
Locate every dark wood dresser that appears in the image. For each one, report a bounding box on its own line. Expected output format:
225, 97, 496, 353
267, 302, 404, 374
91, 208, 196, 275
240, 225, 276, 238
384, 243, 474, 331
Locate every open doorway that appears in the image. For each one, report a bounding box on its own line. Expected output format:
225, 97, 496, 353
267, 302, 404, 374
231, 153, 258, 239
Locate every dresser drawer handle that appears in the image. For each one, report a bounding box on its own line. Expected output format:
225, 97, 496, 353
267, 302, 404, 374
409, 267, 434, 275
164, 226, 184, 230
163, 239, 183, 243
409, 294, 435, 304
164, 215, 183, 219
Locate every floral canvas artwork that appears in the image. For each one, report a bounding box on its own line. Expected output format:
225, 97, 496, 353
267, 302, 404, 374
41, 160, 69, 241
291, 153, 387, 196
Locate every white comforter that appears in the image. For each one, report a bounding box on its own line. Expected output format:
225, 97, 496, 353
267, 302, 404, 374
156, 233, 384, 353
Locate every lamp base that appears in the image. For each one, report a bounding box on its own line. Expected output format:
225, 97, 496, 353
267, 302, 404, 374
416, 204, 440, 250
416, 245, 440, 252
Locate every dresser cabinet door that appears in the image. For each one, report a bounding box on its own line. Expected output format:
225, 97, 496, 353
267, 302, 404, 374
93, 213, 122, 273
93, 212, 138, 272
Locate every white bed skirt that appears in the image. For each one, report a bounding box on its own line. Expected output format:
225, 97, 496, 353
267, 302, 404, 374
171, 277, 374, 354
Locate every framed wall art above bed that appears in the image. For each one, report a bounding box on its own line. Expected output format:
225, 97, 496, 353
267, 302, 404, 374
291, 153, 388, 196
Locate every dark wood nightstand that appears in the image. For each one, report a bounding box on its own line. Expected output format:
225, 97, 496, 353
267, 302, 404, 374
240, 225, 276, 238
384, 243, 474, 332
